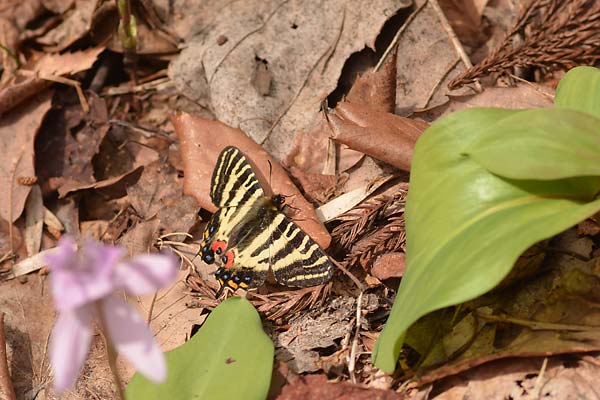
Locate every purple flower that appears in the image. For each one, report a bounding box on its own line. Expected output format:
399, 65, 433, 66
46, 236, 178, 393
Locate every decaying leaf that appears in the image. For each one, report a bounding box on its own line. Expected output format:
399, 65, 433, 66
277, 374, 402, 400
36, 0, 98, 51
171, 112, 331, 249
327, 101, 428, 171
275, 296, 356, 373
346, 48, 397, 113
394, 0, 473, 113
126, 160, 198, 234
0, 90, 52, 223
170, 0, 412, 160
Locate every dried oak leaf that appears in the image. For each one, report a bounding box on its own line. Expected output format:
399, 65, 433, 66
0, 91, 52, 223
36, 0, 98, 51
328, 101, 429, 171
171, 112, 331, 249
276, 374, 401, 400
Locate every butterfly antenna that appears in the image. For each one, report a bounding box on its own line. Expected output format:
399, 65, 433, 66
267, 159, 273, 189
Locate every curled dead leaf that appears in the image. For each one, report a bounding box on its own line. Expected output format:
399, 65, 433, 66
328, 101, 429, 171
171, 112, 331, 249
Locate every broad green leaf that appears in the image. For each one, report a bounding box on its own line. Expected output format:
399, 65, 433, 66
465, 108, 600, 182
372, 108, 600, 373
126, 297, 274, 400
555, 66, 600, 119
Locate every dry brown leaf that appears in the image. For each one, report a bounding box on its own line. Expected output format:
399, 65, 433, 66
170, 0, 412, 160
284, 115, 364, 175
328, 101, 429, 171
415, 83, 554, 122
171, 112, 331, 249
126, 160, 198, 234
371, 252, 405, 280
438, 0, 489, 49
0, 47, 104, 116
346, 49, 397, 113
35, 92, 110, 196
0, 90, 52, 223
277, 374, 402, 400
394, 0, 473, 113
36, 0, 98, 51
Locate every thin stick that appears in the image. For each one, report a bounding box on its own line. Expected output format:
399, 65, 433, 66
531, 357, 548, 399
96, 305, 125, 400
331, 259, 365, 291
429, 0, 482, 91
0, 313, 17, 400
348, 291, 363, 383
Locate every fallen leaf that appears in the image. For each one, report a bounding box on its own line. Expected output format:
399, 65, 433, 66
36, 0, 98, 51
394, 0, 472, 114
328, 101, 429, 171
127, 160, 198, 234
346, 48, 397, 113
274, 296, 355, 373
371, 252, 405, 280
415, 83, 554, 122
438, 0, 490, 49
284, 116, 364, 175
0, 90, 52, 223
170, 0, 412, 160
35, 91, 108, 196
277, 374, 401, 400
171, 112, 331, 249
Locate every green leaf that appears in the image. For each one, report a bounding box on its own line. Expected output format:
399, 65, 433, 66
126, 297, 274, 400
555, 66, 600, 119
465, 108, 600, 183
372, 108, 600, 373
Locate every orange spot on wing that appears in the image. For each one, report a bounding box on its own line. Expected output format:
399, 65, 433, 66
211, 240, 227, 254
224, 250, 235, 269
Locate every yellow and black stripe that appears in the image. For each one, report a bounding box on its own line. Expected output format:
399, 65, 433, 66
200, 146, 334, 295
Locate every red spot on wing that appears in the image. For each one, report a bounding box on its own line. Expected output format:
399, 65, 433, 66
224, 250, 235, 269
212, 240, 227, 254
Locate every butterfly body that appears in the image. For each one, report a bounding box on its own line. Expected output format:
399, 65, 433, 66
200, 146, 333, 294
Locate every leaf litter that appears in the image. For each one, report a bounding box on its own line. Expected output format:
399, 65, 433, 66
0, 0, 599, 399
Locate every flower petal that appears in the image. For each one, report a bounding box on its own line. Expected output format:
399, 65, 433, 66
115, 253, 179, 295
101, 295, 166, 382
47, 236, 124, 311
50, 306, 94, 393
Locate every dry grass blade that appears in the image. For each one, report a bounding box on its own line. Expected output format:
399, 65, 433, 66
449, 0, 600, 89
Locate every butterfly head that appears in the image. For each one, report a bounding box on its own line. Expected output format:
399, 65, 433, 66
271, 194, 286, 210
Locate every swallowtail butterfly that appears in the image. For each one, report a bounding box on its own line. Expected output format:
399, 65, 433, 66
200, 146, 334, 296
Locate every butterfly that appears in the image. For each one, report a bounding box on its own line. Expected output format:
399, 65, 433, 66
199, 146, 334, 296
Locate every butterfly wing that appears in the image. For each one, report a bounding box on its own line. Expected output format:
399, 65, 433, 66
200, 146, 264, 267
268, 214, 334, 287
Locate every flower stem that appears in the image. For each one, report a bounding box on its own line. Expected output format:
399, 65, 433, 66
96, 303, 125, 400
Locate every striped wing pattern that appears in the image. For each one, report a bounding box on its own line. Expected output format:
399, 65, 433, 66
200, 146, 333, 295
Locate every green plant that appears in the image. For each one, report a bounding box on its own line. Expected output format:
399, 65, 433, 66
372, 66, 600, 373
126, 297, 274, 400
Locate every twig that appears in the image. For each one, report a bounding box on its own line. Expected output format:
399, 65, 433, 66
348, 291, 363, 383
375, 0, 428, 72
531, 357, 548, 400
331, 259, 365, 291
0, 313, 17, 400
429, 0, 481, 91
